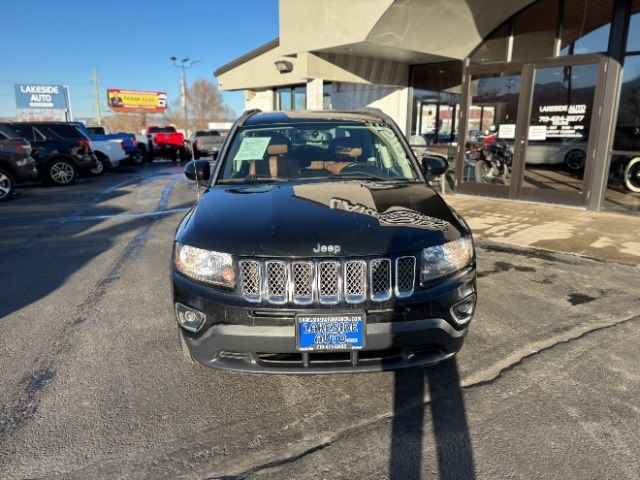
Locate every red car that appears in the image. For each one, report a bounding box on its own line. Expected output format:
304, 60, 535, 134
146, 126, 187, 162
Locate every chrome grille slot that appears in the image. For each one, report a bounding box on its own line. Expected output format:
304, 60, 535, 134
239, 260, 261, 302
344, 260, 366, 303
292, 261, 314, 305
265, 261, 287, 304
395, 256, 416, 298
370, 258, 392, 301
239, 256, 414, 304
318, 261, 340, 304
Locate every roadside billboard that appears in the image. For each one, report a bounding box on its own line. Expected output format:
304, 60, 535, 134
107, 89, 167, 113
14, 84, 70, 121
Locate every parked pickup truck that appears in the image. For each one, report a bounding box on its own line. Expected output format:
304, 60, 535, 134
69, 122, 128, 174
85, 125, 142, 164
144, 126, 187, 162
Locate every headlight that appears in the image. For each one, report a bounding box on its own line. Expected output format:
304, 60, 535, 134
174, 243, 235, 288
421, 236, 474, 282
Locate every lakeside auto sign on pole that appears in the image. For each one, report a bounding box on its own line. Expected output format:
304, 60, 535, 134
107, 89, 167, 113
14, 84, 70, 121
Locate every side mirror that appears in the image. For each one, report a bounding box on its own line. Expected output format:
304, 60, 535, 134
421, 155, 448, 180
184, 159, 211, 184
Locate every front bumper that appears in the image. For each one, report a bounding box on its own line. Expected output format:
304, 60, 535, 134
180, 319, 466, 373
173, 266, 476, 374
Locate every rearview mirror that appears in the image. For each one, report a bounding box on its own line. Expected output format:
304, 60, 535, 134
421, 155, 448, 180
184, 160, 211, 184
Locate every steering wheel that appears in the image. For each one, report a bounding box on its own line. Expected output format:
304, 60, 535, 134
338, 162, 385, 177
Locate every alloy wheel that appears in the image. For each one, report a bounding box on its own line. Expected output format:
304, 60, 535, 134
0, 172, 12, 199
50, 162, 75, 185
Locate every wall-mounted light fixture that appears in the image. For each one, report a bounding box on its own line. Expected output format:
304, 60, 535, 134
274, 60, 294, 73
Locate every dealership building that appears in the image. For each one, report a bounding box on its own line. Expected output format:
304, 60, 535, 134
214, 0, 640, 214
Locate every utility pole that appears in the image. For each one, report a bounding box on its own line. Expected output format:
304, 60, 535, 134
170, 56, 199, 133
92, 67, 102, 125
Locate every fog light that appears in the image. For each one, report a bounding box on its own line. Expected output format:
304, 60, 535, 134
175, 303, 206, 332
450, 294, 476, 326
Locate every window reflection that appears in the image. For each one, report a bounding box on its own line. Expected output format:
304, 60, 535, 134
626, 0, 640, 52
560, 0, 613, 55
614, 56, 640, 151
470, 23, 510, 65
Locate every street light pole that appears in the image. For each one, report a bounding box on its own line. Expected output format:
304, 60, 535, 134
170, 56, 200, 133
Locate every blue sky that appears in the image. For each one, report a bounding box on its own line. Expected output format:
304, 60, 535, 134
0, 0, 279, 119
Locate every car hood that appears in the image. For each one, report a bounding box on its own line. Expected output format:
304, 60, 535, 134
176, 180, 469, 257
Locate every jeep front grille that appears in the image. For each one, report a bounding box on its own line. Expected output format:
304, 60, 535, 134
238, 256, 416, 304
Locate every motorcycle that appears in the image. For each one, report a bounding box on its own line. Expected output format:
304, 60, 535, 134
470, 138, 513, 185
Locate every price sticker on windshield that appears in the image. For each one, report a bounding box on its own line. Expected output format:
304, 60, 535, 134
233, 137, 270, 162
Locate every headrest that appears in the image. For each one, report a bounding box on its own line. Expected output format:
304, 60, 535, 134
329, 136, 363, 159
267, 144, 288, 155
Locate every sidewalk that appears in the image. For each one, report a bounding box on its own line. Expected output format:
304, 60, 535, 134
444, 194, 640, 266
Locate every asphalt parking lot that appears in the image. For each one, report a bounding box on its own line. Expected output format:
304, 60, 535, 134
1, 164, 639, 479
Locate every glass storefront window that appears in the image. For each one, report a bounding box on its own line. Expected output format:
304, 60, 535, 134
606, 51, 640, 214
276, 85, 306, 111
322, 82, 332, 109
470, 23, 510, 65
560, 0, 613, 55
412, 90, 460, 144
410, 62, 463, 146
278, 88, 292, 111
614, 55, 640, 151
511, 0, 559, 61
626, 0, 640, 52
604, 155, 640, 212
294, 86, 306, 110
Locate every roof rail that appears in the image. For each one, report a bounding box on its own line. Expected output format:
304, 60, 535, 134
238, 109, 262, 126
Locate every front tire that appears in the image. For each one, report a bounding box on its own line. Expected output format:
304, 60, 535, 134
565, 149, 586, 171
623, 156, 640, 193
90, 153, 108, 176
474, 159, 493, 184
47, 158, 77, 186
0, 168, 15, 202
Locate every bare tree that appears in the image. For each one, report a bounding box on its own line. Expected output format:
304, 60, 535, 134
169, 78, 234, 132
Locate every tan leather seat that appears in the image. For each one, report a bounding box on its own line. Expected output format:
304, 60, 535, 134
308, 137, 363, 174
247, 133, 299, 178
267, 143, 300, 178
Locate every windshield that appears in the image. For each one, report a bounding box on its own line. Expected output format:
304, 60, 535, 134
217, 122, 419, 183
196, 130, 220, 137
149, 126, 176, 133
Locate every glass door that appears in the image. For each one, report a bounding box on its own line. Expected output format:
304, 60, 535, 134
458, 70, 523, 198
515, 60, 604, 205
458, 55, 606, 206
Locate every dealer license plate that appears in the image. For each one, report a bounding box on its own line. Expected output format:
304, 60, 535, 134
296, 313, 365, 351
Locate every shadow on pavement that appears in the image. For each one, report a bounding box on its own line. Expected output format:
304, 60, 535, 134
389, 359, 476, 480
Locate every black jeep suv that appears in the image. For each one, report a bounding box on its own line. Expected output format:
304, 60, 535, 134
172, 109, 477, 373
2, 122, 97, 186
